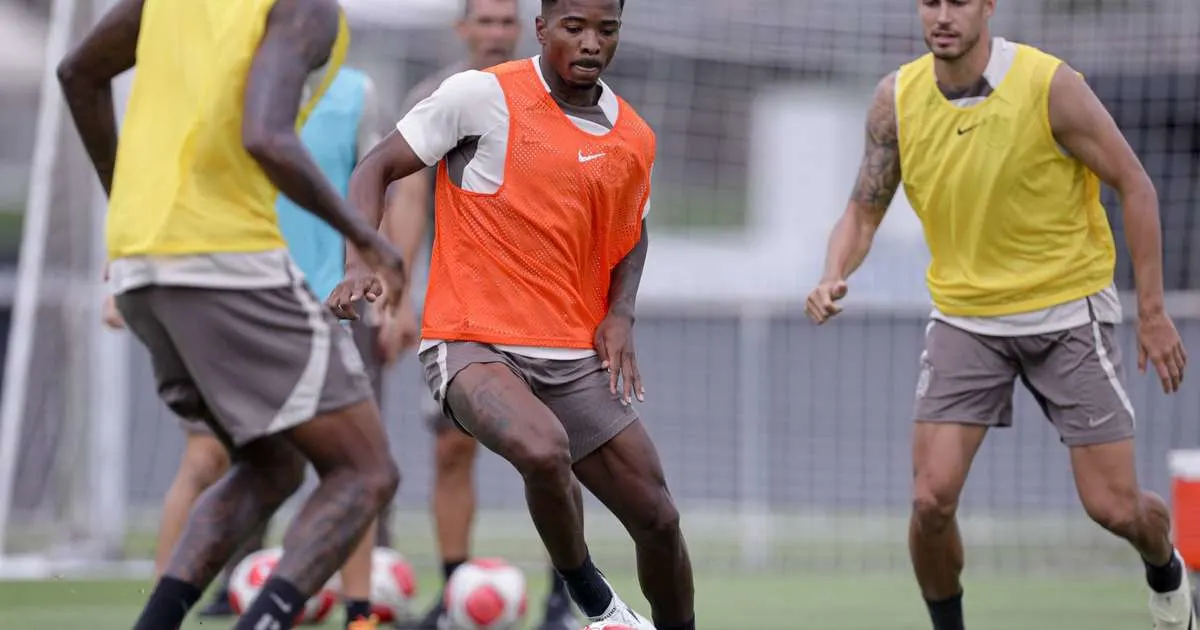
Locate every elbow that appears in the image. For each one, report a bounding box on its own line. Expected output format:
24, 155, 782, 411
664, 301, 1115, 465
55, 57, 86, 94
242, 128, 291, 168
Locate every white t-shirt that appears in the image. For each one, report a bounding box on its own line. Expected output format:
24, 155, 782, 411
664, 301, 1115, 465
395, 56, 652, 359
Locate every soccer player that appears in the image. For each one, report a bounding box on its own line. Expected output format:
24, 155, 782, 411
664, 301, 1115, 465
57, 1, 406, 630
184, 65, 402, 629
329, 1, 696, 628
805, 1, 1194, 629
383, 2, 575, 628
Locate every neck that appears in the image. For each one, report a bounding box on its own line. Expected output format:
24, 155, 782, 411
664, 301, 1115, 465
934, 35, 992, 92
538, 55, 601, 107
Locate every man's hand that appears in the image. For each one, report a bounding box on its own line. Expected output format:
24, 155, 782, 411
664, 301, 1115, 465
805, 278, 849, 325
594, 313, 643, 404
375, 293, 420, 365
327, 234, 406, 320
1137, 310, 1187, 394
102, 295, 125, 330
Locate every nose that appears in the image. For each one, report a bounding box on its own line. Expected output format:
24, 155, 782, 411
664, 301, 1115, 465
579, 29, 601, 55
936, 3, 952, 24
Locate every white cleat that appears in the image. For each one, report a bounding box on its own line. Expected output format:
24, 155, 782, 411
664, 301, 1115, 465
1150, 550, 1197, 630
585, 578, 655, 630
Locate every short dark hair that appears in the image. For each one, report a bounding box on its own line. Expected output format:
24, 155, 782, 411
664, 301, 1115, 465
541, 0, 625, 14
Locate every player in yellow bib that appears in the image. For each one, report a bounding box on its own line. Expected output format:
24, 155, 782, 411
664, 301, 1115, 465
805, 1, 1192, 629
57, 1, 407, 629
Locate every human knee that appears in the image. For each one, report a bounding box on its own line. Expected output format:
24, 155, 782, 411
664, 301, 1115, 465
912, 482, 960, 533
363, 458, 401, 508
435, 430, 477, 476
180, 436, 231, 489
513, 430, 572, 485
1083, 490, 1144, 538
630, 494, 682, 546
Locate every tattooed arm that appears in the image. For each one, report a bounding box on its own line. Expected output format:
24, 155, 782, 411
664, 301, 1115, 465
56, 0, 144, 196
805, 72, 901, 324
821, 72, 901, 282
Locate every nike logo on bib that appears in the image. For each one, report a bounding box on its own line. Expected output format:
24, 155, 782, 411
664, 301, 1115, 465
578, 151, 606, 163
957, 124, 981, 135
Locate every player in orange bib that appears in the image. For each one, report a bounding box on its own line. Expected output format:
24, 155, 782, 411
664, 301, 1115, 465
326, 1, 695, 628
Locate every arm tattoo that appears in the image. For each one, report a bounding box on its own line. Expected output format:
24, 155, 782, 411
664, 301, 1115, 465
56, 0, 144, 196
243, 0, 375, 248
849, 73, 902, 217
607, 220, 649, 321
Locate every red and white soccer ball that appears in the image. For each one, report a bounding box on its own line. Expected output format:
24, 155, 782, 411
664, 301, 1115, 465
227, 547, 338, 625
443, 557, 528, 630
366, 547, 419, 623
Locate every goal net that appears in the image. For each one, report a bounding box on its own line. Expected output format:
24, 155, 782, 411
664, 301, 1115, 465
3, 0, 1199, 579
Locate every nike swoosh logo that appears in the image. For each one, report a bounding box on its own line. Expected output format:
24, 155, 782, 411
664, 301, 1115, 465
578, 150, 606, 163
957, 124, 980, 135
1088, 412, 1116, 428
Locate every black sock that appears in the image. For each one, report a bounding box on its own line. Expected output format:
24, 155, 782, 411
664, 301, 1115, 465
925, 591, 965, 630
548, 566, 569, 597
1146, 547, 1184, 593
232, 576, 307, 630
655, 618, 696, 630
557, 554, 613, 618
345, 599, 372, 622
443, 558, 467, 583
132, 576, 203, 630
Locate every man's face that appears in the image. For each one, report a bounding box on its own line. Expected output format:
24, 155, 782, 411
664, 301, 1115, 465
458, 0, 521, 69
535, 0, 622, 89
919, 0, 994, 61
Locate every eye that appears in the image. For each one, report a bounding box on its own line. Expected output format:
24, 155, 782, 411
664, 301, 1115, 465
564, 25, 583, 34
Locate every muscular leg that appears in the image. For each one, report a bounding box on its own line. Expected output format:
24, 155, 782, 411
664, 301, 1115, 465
446, 364, 587, 571
154, 433, 230, 579
573, 421, 694, 628
909, 421, 988, 630
433, 428, 478, 573
1071, 439, 1176, 568
132, 434, 307, 630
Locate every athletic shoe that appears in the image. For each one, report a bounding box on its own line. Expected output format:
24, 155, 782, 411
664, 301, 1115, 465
1151, 550, 1197, 629
347, 614, 380, 630
393, 597, 447, 630
195, 588, 235, 618
585, 578, 654, 630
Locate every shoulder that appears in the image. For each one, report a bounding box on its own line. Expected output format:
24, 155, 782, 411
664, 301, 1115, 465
402, 68, 501, 113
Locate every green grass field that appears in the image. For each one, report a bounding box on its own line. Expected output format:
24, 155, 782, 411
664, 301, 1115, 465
0, 570, 1156, 629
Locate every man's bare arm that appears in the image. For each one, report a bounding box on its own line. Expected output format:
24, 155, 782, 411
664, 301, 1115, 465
345, 131, 431, 270
820, 72, 901, 282
56, 0, 144, 196
607, 220, 649, 321
243, 0, 381, 253
381, 169, 433, 283
1048, 64, 1163, 316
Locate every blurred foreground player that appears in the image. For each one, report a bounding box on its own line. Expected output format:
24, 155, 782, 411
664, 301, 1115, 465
57, 1, 406, 629
383, 1, 574, 628
187, 66, 404, 629
806, 0, 1193, 629
328, 1, 695, 628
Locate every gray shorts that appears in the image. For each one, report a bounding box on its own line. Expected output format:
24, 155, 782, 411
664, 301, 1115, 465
914, 319, 1136, 446
419, 341, 637, 462
118, 282, 373, 449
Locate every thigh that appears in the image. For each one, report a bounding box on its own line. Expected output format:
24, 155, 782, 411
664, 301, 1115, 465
915, 320, 1019, 428
419, 341, 526, 436
434, 346, 566, 462
524, 354, 637, 463
1019, 323, 1136, 447
117, 289, 233, 448
152, 283, 373, 448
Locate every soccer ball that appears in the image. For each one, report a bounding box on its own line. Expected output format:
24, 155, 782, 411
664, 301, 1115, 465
367, 547, 418, 623
443, 557, 528, 629
227, 547, 337, 625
